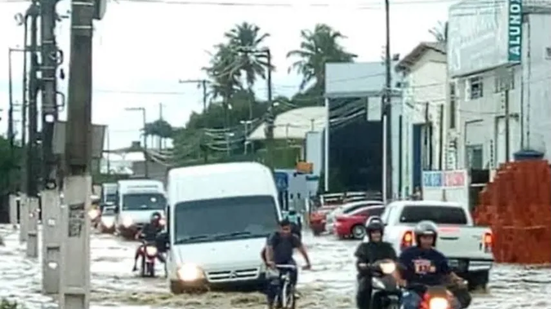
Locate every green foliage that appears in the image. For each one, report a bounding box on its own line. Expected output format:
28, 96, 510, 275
0, 298, 20, 309
171, 22, 355, 168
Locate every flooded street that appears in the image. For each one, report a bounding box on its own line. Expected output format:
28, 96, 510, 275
1, 225, 551, 309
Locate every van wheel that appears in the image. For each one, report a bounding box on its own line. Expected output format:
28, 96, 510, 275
351, 225, 366, 239
170, 280, 184, 294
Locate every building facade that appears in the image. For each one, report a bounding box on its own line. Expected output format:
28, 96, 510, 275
396, 42, 448, 197
448, 0, 551, 169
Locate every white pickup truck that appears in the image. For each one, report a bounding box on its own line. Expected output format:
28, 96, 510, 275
368, 200, 494, 290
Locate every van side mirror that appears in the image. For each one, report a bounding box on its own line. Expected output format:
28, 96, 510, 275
114, 205, 120, 213
156, 232, 169, 251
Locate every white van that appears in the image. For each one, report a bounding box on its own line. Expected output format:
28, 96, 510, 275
101, 183, 118, 205
166, 162, 281, 294
115, 179, 166, 237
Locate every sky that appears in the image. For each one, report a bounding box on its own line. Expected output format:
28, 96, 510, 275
0, 0, 455, 150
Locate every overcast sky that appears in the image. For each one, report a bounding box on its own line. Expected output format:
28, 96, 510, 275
0, 0, 453, 149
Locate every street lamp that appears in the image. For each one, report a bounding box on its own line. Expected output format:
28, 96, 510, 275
125, 107, 148, 178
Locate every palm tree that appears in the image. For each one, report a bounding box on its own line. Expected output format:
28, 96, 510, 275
225, 22, 273, 119
287, 24, 356, 93
429, 21, 448, 43
203, 43, 242, 128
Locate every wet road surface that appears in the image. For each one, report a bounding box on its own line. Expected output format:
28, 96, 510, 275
1, 225, 551, 308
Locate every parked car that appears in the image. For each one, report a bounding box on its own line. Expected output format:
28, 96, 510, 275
326, 200, 383, 234
370, 200, 494, 291
333, 205, 385, 239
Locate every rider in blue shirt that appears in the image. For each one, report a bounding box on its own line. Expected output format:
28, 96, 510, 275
399, 221, 463, 309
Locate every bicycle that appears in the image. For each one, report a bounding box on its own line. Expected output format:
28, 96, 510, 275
270, 264, 297, 309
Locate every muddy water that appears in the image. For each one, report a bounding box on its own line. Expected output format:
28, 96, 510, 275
1, 225, 551, 308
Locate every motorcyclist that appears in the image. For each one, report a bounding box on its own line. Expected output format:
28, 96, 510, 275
355, 217, 397, 309
132, 212, 165, 272
263, 218, 311, 309
399, 221, 466, 309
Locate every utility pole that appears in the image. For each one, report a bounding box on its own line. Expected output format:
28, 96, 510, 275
264, 49, 275, 169
26, 0, 41, 259
40, 0, 62, 294
158, 103, 163, 149
502, 69, 512, 162
383, 0, 393, 201
8, 48, 22, 227
58, 0, 105, 306
438, 104, 445, 170
125, 107, 148, 177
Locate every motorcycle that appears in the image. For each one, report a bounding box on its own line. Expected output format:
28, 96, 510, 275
139, 239, 158, 277
359, 259, 401, 309
420, 285, 453, 309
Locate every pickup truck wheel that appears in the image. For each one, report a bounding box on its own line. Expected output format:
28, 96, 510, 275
351, 225, 366, 239
467, 270, 489, 291
170, 280, 184, 294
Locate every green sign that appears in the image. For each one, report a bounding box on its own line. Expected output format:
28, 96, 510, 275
508, 0, 522, 62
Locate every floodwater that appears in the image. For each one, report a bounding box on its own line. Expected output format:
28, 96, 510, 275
1, 225, 551, 309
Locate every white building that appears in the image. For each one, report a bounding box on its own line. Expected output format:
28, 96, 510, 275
448, 0, 551, 169
395, 42, 448, 196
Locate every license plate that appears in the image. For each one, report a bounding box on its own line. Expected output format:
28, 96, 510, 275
448, 259, 468, 271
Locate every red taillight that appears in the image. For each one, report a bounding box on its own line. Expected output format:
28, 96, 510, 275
401, 231, 414, 249
483, 232, 492, 252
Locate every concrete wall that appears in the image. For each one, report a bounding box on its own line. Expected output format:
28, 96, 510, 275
400, 49, 448, 197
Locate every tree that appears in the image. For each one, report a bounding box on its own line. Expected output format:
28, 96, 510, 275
429, 21, 448, 43
287, 24, 356, 94
203, 43, 243, 127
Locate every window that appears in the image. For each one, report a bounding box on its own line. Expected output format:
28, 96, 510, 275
351, 206, 384, 217
367, 206, 384, 217
173, 195, 278, 244
344, 202, 383, 214
449, 83, 456, 129
468, 76, 483, 99
121, 193, 166, 211
467, 145, 484, 170
399, 205, 468, 224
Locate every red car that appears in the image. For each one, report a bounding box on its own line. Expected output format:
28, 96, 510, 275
333, 205, 384, 239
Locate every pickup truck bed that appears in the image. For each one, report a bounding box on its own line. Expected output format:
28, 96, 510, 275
372, 200, 494, 290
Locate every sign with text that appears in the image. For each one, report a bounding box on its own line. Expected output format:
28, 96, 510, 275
423, 170, 467, 188
508, 0, 522, 62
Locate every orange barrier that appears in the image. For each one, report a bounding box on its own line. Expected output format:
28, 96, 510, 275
474, 160, 551, 264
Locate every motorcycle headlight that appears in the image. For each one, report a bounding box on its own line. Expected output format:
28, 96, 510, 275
159, 218, 166, 226
145, 246, 158, 256
429, 297, 449, 309
177, 263, 204, 282
88, 209, 100, 220
379, 262, 396, 274
122, 217, 133, 227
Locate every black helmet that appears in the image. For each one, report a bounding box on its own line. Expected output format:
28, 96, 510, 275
365, 217, 384, 240
414, 220, 438, 246
150, 212, 162, 223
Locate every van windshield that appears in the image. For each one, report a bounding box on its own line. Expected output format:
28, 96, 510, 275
173, 195, 278, 244
104, 194, 117, 204
122, 193, 166, 211
399, 205, 468, 225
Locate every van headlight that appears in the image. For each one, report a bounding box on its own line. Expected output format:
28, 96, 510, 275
177, 264, 204, 282
429, 297, 449, 309
102, 219, 113, 228
122, 217, 133, 228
